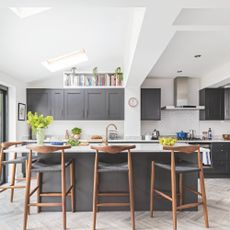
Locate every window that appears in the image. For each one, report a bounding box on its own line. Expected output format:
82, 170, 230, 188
0, 85, 7, 184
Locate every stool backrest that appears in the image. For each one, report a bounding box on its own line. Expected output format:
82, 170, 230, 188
91, 145, 136, 154
163, 145, 199, 154
26, 144, 71, 154
1, 141, 24, 151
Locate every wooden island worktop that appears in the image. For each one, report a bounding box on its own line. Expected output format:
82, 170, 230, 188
5, 143, 208, 211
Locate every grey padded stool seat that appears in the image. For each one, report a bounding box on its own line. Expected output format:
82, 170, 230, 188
0, 141, 27, 203
91, 144, 136, 230
155, 162, 200, 173
98, 161, 128, 172
150, 145, 209, 230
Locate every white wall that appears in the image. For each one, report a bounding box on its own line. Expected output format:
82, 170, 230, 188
141, 77, 230, 137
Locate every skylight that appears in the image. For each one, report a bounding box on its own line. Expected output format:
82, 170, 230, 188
41, 49, 88, 72
9, 7, 51, 18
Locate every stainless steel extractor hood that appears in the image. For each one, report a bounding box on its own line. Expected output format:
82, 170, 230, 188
161, 77, 205, 110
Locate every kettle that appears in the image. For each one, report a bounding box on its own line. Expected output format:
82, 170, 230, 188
152, 129, 160, 140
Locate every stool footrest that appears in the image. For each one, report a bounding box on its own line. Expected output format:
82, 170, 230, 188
98, 193, 129, 197
29, 186, 39, 197
155, 189, 172, 201
28, 202, 62, 207
65, 185, 73, 196
97, 202, 130, 207
39, 192, 71, 197
177, 202, 202, 210
0, 185, 25, 190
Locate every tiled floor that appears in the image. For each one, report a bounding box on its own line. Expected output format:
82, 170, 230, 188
0, 179, 230, 229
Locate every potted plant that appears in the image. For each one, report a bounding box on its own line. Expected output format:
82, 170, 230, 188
92, 67, 98, 86
27, 111, 53, 145
71, 127, 82, 140
115, 67, 123, 86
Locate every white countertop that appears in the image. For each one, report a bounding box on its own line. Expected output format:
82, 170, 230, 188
4, 143, 209, 154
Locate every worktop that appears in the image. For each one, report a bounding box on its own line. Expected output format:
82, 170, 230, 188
5, 143, 209, 154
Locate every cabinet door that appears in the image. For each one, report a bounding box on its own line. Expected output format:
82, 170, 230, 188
224, 89, 230, 120
51, 89, 64, 120
141, 89, 161, 120
211, 143, 228, 174
85, 89, 107, 120
27, 89, 51, 116
200, 88, 224, 120
64, 90, 84, 120
107, 89, 124, 120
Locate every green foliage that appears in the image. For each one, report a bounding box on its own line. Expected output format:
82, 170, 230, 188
115, 67, 123, 81
27, 111, 53, 133
93, 67, 98, 78
67, 138, 80, 146
71, 127, 82, 135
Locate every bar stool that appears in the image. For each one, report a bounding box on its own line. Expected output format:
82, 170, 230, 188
23, 145, 76, 230
91, 144, 136, 230
150, 145, 209, 230
0, 141, 27, 202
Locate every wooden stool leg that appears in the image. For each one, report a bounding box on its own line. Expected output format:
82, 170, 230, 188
179, 173, 183, 207
23, 152, 32, 230
61, 152, 67, 230
0, 151, 4, 185
92, 151, 99, 230
171, 152, 177, 230
150, 161, 155, 217
37, 173, 42, 213
128, 150, 135, 230
96, 172, 100, 213
70, 161, 76, 212
10, 152, 17, 202
199, 170, 209, 228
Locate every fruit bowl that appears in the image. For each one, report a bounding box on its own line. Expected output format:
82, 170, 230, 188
159, 137, 177, 146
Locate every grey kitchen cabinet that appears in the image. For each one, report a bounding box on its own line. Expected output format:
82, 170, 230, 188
107, 89, 124, 120
204, 143, 230, 177
51, 89, 64, 120
27, 88, 124, 120
27, 89, 51, 116
141, 88, 161, 120
64, 89, 85, 120
224, 88, 230, 120
199, 88, 224, 120
85, 89, 107, 120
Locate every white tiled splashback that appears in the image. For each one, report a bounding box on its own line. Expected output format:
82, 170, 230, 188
141, 110, 230, 137
45, 120, 124, 139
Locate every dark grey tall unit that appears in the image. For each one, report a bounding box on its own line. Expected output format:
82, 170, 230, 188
141, 88, 161, 120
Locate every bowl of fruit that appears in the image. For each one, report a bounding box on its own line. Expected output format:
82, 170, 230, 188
159, 137, 177, 146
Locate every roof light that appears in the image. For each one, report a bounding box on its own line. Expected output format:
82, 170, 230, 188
41, 49, 88, 72
9, 7, 51, 18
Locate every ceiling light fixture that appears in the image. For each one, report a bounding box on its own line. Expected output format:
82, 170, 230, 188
9, 7, 51, 18
41, 49, 88, 72
194, 54, 202, 58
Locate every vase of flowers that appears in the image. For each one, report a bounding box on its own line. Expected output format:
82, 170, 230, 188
27, 111, 53, 145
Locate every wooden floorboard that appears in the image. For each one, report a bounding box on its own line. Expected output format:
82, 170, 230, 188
0, 179, 230, 229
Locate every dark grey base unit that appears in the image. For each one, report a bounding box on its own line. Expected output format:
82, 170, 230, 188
27, 88, 124, 120
204, 143, 230, 178
38, 152, 198, 212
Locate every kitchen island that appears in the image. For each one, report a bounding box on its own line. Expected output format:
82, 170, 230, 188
5, 144, 208, 211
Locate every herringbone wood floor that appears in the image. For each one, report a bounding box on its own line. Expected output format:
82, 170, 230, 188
0, 179, 230, 230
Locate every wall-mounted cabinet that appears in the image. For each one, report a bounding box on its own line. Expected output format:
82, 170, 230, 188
141, 88, 161, 120
199, 88, 224, 120
27, 88, 124, 120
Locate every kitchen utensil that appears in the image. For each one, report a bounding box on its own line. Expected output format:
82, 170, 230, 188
145, 133, 152, 141
223, 134, 230, 140
176, 131, 188, 139
152, 129, 160, 140
188, 129, 196, 139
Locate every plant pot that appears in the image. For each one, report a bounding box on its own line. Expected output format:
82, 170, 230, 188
36, 128, 45, 145
73, 134, 81, 140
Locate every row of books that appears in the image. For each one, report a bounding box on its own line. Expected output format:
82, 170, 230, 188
64, 73, 122, 87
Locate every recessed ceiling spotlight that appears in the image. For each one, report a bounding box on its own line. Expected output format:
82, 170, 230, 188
177, 70, 183, 73
194, 54, 202, 58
